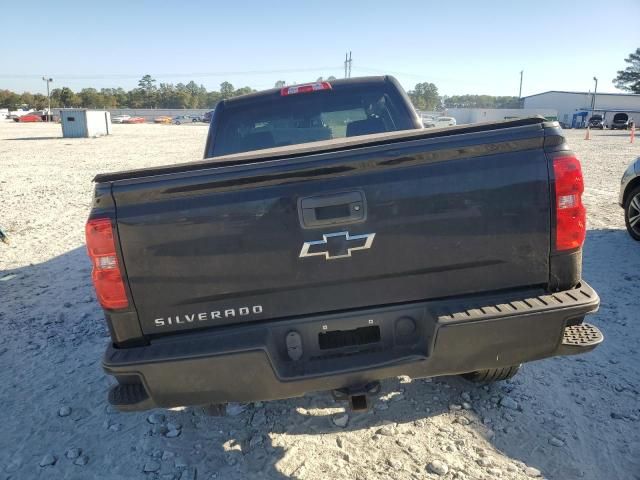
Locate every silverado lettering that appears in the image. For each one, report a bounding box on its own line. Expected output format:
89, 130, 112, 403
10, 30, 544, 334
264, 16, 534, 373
154, 305, 263, 327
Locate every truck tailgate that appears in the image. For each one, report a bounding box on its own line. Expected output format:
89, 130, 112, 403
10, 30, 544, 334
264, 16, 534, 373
110, 125, 550, 335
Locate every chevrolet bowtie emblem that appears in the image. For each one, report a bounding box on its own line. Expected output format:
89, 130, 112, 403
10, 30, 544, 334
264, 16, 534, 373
299, 231, 376, 260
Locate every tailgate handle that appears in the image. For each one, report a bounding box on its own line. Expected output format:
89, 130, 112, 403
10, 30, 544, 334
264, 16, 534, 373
299, 191, 366, 228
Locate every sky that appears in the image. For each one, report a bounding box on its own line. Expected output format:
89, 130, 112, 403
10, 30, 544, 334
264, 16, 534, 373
1, 1, 639, 97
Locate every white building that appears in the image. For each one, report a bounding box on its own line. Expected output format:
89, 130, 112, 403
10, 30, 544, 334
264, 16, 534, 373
523, 90, 640, 128
444, 108, 557, 125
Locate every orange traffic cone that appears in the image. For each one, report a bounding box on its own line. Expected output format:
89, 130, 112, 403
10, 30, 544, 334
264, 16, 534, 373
585, 126, 591, 140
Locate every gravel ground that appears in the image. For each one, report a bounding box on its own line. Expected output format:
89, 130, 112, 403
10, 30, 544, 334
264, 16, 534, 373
0, 122, 639, 480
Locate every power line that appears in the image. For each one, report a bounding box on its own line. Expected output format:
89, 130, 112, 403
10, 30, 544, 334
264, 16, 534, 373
0, 66, 344, 80
353, 66, 458, 83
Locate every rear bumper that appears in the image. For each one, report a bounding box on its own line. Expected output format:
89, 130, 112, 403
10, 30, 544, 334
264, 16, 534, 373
104, 282, 600, 411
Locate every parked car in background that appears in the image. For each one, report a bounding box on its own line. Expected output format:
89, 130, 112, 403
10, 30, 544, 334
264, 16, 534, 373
13, 113, 43, 123
173, 115, 200, 125
153, 116, 172, 124
9, 109, 34, 119
27, 111, 56, 122
611, 113, 631, 130
124, 117, 145, 124
202, 110, 214, 123
420, 115, 436, 128
435, 116, 457, 128
620, 156, 640, 240
112, 115, 131, 124
588, 114, 604, 130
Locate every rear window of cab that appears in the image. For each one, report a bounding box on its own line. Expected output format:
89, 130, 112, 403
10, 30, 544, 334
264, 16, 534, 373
211, 84, 414, 157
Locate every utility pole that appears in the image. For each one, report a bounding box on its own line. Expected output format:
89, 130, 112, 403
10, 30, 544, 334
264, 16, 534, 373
42, 76, 53, 121
518, 70, 523, 99
344, 53, 348, 79
592, 77, 598, 111
344, 51, 353, 78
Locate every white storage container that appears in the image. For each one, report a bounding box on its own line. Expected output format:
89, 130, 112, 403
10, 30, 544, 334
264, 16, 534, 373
60, 109, 111, 138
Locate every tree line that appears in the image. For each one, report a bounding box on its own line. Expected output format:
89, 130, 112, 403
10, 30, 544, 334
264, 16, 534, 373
0, 75, 256, 110
0, 75, 344, 111
1, 74, 518, 112
407, 82, 520, 110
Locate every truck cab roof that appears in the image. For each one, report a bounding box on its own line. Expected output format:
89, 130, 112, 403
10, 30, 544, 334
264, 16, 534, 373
221, 76, 397, 107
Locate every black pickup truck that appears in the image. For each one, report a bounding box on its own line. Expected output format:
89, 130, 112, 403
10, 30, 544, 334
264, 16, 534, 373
87, 76, 603, 412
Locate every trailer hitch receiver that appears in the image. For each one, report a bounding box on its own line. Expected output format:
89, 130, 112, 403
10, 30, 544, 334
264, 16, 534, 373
332, 381, 381, 412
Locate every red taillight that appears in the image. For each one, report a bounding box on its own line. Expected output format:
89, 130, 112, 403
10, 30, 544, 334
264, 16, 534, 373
85, 218, 129, 310
553, 155, 586, 251
280, 81, 332, 96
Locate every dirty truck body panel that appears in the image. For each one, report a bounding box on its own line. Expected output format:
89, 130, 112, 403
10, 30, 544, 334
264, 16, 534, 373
113, 124, 551, 336
88, 77, 601, 411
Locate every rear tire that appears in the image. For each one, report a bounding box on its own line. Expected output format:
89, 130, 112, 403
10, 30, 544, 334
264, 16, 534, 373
624, 186, 640, 241
461, 365, 521, 383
